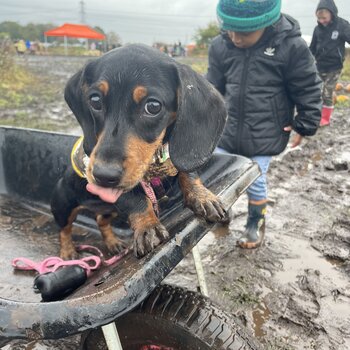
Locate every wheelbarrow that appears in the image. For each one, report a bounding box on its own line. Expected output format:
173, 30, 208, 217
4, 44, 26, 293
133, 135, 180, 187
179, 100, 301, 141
0, 126, 261, 349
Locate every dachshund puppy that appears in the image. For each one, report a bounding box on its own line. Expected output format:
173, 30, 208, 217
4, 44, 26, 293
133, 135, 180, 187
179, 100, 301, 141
51, 44, 228, 259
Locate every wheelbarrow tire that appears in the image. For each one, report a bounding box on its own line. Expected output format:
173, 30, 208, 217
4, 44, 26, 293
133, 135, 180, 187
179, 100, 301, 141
81, 284, 260, 350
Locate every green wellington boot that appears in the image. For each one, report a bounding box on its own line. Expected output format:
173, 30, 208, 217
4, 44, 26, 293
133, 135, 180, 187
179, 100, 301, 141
237, 202, 266, 249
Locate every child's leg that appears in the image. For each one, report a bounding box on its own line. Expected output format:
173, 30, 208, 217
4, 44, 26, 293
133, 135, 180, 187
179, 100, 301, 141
238, 155, 271, 249
320, 70, 341, 107
246, 155, 271, 202
319, 70, 342, 126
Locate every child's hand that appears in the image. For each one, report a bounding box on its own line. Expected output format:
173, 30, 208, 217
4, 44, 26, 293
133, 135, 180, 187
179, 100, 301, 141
284, 126, 303, 148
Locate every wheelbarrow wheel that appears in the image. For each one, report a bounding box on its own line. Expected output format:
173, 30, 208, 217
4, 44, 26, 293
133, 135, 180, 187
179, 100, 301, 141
81, 284, 260, 350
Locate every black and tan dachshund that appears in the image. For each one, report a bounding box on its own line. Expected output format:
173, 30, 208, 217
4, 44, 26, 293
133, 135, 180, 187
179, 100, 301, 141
51, 44, 228, 259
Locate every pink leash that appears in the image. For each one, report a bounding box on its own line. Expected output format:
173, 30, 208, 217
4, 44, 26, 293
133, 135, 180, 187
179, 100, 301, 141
12, 245, 129, 277
141, 180, 160, 216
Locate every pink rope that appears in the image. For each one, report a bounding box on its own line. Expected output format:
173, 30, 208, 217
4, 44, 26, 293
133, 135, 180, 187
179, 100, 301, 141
12, 245, 129, 277
141, 180, 159, 216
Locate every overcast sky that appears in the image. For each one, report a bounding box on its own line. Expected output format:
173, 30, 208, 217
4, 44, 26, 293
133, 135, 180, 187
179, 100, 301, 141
0, 0, 349, 44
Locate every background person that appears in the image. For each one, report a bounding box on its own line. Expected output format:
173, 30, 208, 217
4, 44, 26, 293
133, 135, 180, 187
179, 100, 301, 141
310, 0, 350, 126
15, 39, 26, 55
207, 0, 322, 249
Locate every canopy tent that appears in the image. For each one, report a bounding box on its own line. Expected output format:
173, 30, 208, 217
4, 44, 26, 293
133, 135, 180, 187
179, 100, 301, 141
45, 23, 105, 40
44, 23, 105, 54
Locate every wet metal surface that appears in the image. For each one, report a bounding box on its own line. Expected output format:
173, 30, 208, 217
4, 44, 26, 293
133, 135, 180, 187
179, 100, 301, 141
0, 196, 58, 303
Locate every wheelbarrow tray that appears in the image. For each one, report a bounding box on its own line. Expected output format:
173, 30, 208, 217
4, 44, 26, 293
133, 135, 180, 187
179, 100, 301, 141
0, 126, 259, 343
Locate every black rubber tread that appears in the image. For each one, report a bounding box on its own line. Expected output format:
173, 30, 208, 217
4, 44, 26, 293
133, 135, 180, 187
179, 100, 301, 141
81, 284, 261, 350
136, 284, 261, 350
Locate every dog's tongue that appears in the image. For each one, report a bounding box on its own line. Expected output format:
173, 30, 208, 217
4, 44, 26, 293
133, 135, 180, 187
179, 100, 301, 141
86, 183, 123, 203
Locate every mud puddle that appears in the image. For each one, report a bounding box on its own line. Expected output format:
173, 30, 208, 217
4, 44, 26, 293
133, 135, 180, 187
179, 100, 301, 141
271, 231, 346, 286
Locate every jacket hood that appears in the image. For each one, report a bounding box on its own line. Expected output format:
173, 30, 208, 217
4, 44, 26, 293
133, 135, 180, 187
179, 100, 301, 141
269, 14, 301, 46
316, 0, 338, 17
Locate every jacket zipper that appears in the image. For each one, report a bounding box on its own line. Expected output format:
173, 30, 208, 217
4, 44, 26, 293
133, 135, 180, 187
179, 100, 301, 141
236, 49, 251, 154
338, 48, 343, 65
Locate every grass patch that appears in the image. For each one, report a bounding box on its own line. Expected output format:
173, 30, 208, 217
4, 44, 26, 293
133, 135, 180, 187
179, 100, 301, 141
46, 46, 101, 57
0, 50, 57, 110
341, 56, 350, 81
335, 98, 350, 108
0, 73, 57, 109
179, 56, 208, 74
0, 111, 77, 131
0, 62, 36, 108
264, 338, 295, 350
221, 279, 260, 307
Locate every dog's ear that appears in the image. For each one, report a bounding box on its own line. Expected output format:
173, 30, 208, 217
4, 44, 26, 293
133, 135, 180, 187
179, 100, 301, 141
169, 63, 227, 172
64, 66, 96, 155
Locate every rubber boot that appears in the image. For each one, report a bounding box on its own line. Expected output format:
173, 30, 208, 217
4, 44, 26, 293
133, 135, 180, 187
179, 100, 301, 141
320, 105, 333, 127
237, 202, 266, 249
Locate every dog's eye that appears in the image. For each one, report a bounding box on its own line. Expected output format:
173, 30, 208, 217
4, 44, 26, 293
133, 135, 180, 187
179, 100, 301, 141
89, 94, 102, 111
144, 100, 162, 116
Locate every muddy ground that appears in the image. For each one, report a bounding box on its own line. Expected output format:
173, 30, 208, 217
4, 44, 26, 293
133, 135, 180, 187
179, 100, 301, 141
1, 55, 350, 350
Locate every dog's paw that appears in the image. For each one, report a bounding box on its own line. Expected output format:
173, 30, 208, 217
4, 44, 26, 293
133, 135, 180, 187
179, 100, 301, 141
105, 236, 128, 254
60, 244, 79, 260
185, 190, 228, 224
133, 223, 169, 258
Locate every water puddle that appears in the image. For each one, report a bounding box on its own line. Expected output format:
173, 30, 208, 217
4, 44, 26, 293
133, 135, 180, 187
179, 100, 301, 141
252, 301, 271, 338
197, 223, 231, 252
271, 231, 347, 288
326, 256, 346, 267
200, 221, 347, 290
211, 223, 231, 239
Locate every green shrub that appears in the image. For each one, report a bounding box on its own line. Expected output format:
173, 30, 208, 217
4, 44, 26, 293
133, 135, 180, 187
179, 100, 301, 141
341, 55, 350, 81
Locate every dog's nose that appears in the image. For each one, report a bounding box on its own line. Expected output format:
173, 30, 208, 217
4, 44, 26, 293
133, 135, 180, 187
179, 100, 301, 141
92, 164, 122, 187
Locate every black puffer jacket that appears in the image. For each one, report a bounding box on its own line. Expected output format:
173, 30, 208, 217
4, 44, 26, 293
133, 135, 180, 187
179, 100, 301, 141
309, 0, 350, 73
207, 14, 322, 157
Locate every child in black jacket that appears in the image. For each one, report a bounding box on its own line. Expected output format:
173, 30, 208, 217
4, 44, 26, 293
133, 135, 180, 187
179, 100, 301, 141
310, 0, 350, 126
208, 0, 322, 248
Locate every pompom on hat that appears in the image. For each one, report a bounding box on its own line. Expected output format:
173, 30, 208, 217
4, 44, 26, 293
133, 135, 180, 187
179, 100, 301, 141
217, 0, 282, 32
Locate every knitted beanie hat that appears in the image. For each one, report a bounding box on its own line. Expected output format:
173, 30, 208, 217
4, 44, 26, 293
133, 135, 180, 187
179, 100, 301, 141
217, 0, 282, 32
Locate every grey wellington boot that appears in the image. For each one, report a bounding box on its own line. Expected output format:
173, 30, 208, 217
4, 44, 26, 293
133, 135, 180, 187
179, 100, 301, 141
237, 202, 266, 249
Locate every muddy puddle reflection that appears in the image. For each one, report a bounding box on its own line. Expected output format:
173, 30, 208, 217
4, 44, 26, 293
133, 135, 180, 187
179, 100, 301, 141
270, 230, 347, 287
252, 301, 271, 338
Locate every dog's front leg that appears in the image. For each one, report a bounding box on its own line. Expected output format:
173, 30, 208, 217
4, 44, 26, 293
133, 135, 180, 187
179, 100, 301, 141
178, 171, 228, 223
129, 198, 169, 258
58, 207, 82, 260
51, 176, 82, 260
116, 191, 169, 258
96, 214, 128, 253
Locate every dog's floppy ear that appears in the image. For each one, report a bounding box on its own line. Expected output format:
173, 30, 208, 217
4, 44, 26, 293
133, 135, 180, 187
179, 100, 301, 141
169, 63, 227, 172
64, 65, 96, 155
